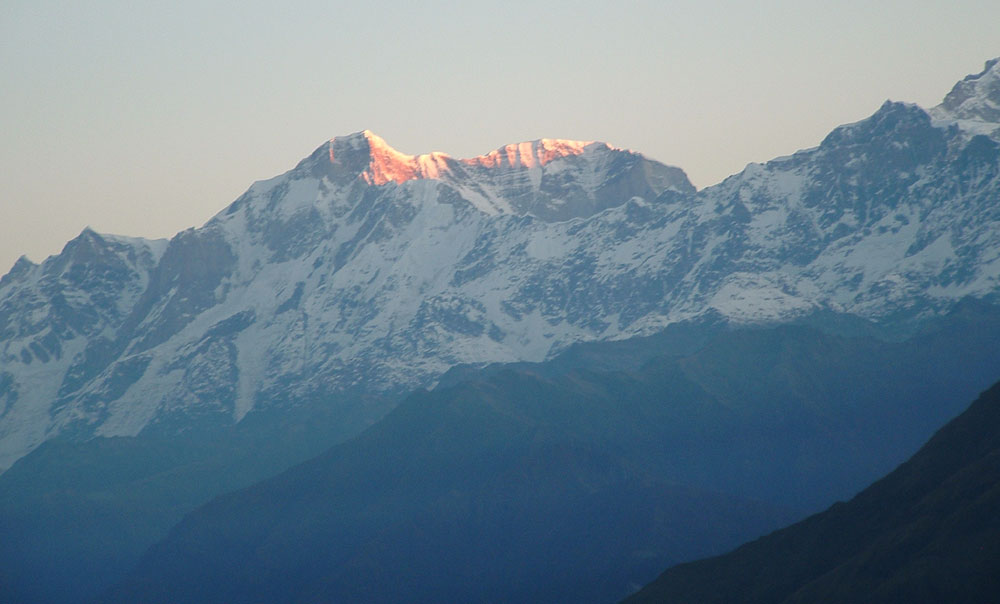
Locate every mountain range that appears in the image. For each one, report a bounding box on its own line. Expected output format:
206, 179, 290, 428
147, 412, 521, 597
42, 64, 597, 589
1, 58, 999, 603
3, 59, 999, 472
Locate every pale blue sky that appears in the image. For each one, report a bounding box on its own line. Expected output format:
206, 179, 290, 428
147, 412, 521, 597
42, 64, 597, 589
2, 0, 998, 272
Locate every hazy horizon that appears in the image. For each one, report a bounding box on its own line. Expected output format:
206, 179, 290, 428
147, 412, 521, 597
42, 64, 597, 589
2, 0, 998, 272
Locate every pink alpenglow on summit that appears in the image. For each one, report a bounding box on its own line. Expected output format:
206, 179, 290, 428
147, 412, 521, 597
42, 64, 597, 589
313, 130, 694, 220
328, 130, 610, 185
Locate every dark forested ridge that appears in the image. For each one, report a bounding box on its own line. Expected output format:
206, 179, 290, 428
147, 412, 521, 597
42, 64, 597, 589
624, 380, 1000, 604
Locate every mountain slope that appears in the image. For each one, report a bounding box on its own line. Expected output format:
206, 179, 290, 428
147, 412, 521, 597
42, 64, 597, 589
624, 380, 1000, 604
0, 231, 167, 468
97, 303, 1000, 604
99, 363, 790, 604
0, 319, 726, 604
0, 388, 385, 604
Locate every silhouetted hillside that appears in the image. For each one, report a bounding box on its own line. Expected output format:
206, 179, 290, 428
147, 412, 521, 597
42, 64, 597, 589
625, 380, 1000, 604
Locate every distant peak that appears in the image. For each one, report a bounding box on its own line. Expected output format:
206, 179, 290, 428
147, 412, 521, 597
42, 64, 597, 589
70, 226, 106, 245
331, 129, 393, 154
469, 139, 599, 170
0, 255, 37, 287
324, 131, 447, 185
10, 254, 36, 274
968, 57, 1000, 81
317, 132, 618, 186
325, 130, 394, 158
934, 57, 1000, 124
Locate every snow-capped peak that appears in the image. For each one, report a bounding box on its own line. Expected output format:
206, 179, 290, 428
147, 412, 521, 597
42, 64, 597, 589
930, 58, 1000, 138
321, 131, 621, 186
466, 139, 596, 170
260, 131, 693, 222
325, 130, 429, 185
